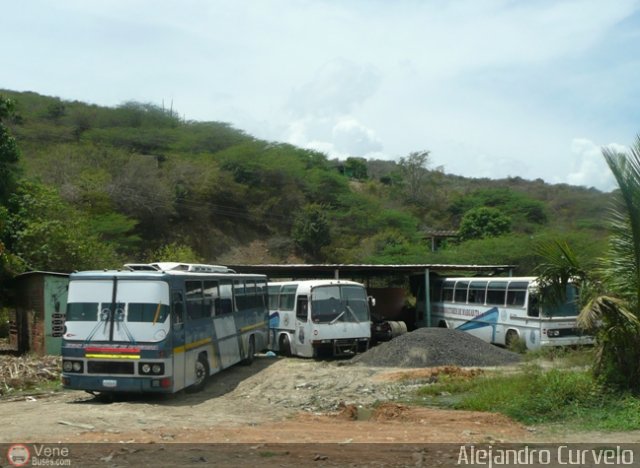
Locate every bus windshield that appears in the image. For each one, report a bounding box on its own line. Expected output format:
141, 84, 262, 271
310, 285, 369, 324
540, 284, 580, 318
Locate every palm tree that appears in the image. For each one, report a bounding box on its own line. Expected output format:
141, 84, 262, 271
536, 136, 640, 391
582, 136, 640, 390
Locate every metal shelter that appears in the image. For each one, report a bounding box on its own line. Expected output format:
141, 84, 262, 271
227, 263, 516, 327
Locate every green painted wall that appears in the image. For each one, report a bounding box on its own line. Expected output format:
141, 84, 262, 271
43, 276, 68, 355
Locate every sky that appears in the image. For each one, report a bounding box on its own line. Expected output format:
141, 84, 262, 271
2, 0, 640, 192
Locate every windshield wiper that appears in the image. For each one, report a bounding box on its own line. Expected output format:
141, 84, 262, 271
330, 310, 346, 324
330, 305, 360, 324
346, 305, 360, 323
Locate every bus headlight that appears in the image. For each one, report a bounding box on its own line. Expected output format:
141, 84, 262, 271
63, 361, 73, 372
72, 361, 82, 372
139, 363, 164, 375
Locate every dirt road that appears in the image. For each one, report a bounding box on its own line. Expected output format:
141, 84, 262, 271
1, 356, 638, 466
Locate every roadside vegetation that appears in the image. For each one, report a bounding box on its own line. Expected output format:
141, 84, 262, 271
414, 137, 640, 433
416, 353, 640, 432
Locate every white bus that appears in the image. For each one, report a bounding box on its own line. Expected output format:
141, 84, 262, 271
417, 276, 592, 350
267, 279, 372, 357
61, 263, 268, 394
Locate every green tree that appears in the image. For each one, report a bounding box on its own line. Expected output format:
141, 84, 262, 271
2, 181, 119, 272
398, 150, 430, 204
0, 96, 21, 204
449, 188, 547, 224
458, 207, 511, 240
344, 157, 368, 180
292, 203, 331, 260
147, 242, 201, 263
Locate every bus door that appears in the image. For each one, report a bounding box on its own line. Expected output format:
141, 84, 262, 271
171, 291, 186, 391
295, 295, 309, 354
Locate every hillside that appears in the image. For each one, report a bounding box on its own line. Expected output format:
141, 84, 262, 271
0, 89, 612, 277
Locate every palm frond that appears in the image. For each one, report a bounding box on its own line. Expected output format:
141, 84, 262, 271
602, 137, 640, 310
534, 240, 586, 308
579, 295, 640, 332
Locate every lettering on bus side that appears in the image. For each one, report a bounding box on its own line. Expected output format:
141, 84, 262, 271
434, 304, 481, 317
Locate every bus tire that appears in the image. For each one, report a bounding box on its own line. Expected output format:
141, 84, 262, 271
241, 335, 255, 366
188, 354, 209, 393
505, 330, 519, 349
438, 320, 448, 328
279, 334, 291, 357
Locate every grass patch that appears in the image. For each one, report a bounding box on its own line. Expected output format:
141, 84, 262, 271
524, 346, 595, 367
416, 364, 640, 431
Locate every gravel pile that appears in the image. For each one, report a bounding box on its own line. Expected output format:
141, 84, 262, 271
351, 328, 522, 367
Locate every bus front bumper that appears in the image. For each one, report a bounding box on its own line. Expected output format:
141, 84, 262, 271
61, 374, 173, 393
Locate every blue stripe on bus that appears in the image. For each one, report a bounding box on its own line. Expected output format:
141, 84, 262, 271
455, 307, 499, 342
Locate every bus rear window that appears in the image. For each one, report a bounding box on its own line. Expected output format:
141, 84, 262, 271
127, 303, 170, 323
66, 303, 99, 321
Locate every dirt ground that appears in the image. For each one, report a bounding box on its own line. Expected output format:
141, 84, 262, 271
2, 356, 640, 466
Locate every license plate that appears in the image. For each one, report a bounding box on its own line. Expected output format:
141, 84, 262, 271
102, 379, 117, 388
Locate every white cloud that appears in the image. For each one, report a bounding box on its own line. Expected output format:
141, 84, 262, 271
286, 58, 382, 118
567, 139, 623, 191
331, 117, 382, 155
285, 115, 382, 159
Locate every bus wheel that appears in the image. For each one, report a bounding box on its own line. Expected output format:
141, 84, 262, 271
241, 335, 255, 366
505, 330, 519, 349
189, 354, 209, 393
279, 334, 291, 357
438, 320, 448, 328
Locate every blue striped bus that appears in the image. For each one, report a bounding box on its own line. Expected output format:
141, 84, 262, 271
61, 263, 268, 394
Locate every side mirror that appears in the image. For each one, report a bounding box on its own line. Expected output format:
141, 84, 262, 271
368, 296, 376, 307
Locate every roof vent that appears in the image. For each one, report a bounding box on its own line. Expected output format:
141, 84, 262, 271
149, 262, 235, 273
123, 263, 161, 271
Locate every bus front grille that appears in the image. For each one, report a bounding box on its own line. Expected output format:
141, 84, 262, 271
87, 361, 135, 375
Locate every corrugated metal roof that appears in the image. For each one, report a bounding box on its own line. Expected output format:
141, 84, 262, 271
14, 271, 70, 279
227, 263, 515, 279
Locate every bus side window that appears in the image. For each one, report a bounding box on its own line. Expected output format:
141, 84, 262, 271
203, 280, 219, 317
454, 281, 469, 303
442, 281, 455, 301
469, 282, 487, 304
507, 282, 528, 307
234, 280, 246, 312
172, 292, 185, 326
487, 282, 507, 306
528, 294, 540, 317
218, 281, 233, 315
296, 296, 308, 321
268, 285, 280, 310
257, 280, 268, 309
186, 280, 204, 320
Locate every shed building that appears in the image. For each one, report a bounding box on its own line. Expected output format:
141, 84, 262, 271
9, 271, 69, 355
